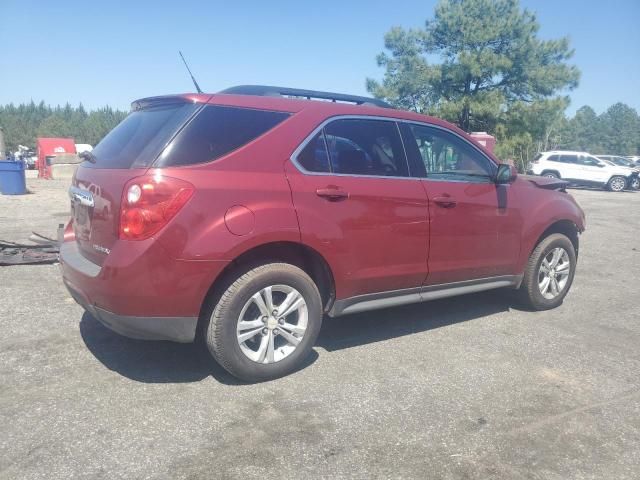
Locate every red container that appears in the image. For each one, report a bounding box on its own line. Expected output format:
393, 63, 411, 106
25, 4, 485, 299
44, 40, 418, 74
470, 132, 496, 153
37, 138, 76, 179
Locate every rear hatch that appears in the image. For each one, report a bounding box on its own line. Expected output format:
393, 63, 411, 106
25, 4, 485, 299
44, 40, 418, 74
70, 98, 204, 266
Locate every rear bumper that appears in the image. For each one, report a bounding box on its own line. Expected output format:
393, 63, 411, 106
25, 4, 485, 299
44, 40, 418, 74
60, 239, 227, 343
63, 277, 197, 341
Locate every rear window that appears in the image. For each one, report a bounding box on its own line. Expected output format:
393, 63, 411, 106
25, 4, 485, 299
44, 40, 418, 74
88, 102, 199, 169
154, 105, 290, 167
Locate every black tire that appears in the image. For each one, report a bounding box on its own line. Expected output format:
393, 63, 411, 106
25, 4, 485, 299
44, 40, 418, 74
203, 262, 322, 382
607, 176, 627, 192
518, 233, 577, 311
541, 171, 560, 179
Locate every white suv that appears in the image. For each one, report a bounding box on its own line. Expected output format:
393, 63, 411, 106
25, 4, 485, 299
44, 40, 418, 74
529, 151, 638, 192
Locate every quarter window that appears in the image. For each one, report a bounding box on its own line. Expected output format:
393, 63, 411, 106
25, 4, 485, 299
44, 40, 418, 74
322, 119, 409, 177
401, 123, 494, 181
156, 105, 290, 167
296, 131, 331, 173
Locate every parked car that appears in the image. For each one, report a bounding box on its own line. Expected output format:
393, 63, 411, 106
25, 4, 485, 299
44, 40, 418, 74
529, 151, 638, 192
625, 156, 640, 167
597, 155, 640, 170
60, 86, 585, 382
596, 155, 640, 190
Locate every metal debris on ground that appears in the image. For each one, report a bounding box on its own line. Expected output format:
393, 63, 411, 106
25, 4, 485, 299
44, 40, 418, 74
0, 232, 59, 266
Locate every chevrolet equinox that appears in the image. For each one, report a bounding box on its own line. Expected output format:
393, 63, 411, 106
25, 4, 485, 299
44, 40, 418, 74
60, 86, 586, 381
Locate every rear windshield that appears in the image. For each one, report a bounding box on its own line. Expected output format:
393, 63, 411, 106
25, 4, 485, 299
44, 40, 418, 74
88, 102, 199, 169
154, 105, 290, 167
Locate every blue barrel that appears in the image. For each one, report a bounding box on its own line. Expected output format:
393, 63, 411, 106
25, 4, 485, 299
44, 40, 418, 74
0, 160, 27, 195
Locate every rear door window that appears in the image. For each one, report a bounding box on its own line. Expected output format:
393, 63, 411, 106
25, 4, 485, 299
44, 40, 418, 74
560, 155, 578, 164
323, 119, 409, 177
89, 102, 200, 169
155, 105, 290, 167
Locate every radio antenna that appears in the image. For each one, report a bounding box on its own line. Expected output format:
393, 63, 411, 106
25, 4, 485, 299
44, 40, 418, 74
178, 51, 203, 94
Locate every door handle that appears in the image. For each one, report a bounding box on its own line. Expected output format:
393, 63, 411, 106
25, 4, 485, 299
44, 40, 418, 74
433, 196, 457, 208
316, 187, 349, 201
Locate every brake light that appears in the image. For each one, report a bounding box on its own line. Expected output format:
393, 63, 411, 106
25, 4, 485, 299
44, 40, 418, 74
119, 173, 194, 240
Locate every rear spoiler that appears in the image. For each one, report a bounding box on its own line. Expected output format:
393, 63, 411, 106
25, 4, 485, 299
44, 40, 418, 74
131, 94, 212, 111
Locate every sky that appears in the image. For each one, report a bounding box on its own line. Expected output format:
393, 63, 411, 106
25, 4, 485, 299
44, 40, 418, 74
1, 0, 638, 116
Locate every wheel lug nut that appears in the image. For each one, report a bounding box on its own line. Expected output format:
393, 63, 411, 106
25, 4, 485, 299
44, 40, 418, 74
262, 316, 268, 323
262, 328, 268, 335
272, 310, 278, 316
278, 318, 284, 325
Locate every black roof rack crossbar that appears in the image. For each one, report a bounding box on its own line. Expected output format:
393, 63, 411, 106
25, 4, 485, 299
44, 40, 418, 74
219, 85, 393, 108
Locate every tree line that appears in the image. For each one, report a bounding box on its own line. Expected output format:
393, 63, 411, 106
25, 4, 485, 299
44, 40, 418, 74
2, 0, 638, 171
2, 98, 636, 170
367, 0, 640, 171
0, 101, 127, 152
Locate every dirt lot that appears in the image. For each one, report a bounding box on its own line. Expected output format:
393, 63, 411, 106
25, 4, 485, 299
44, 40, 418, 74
1, 173, 639, 480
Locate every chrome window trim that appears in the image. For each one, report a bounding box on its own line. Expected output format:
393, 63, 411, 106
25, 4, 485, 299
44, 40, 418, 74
290, 115, 417, 180
289, 114, 498, 181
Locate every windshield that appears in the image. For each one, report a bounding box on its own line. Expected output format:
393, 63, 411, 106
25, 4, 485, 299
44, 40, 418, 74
613, 157, 633, 166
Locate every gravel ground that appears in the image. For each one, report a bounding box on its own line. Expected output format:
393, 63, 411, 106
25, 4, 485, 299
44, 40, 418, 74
1, 173, 639, 479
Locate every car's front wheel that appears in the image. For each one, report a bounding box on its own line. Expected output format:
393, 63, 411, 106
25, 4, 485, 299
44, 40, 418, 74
203, 262, 323, 382
629, 176, 640, 190
607, 176, 627, 192
519, 233, 577, 310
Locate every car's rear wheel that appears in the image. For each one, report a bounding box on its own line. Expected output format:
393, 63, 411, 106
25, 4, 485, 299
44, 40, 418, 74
203, 263, 322, 382
607, 176, 627, 192
541, 171, 560, 179
519, 233, 576, 310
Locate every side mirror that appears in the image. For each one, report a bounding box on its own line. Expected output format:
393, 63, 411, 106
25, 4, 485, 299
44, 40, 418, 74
495, 163, 517, 184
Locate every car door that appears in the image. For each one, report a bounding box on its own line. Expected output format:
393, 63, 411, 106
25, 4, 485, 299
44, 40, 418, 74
285, 117, 430, 299
576, 154, 609, 183
399, 122, 522, 285
554, 154, 580, 180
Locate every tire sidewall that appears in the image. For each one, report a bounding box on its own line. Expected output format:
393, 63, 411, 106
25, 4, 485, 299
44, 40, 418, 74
206, 265, 322, 382
527, 234, 577, 310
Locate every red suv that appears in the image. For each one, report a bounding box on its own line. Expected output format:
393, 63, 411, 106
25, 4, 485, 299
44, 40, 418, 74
60, 86, 585, 381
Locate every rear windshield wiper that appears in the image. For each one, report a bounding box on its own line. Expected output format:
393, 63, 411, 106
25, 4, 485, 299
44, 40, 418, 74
79, 151, 97, 164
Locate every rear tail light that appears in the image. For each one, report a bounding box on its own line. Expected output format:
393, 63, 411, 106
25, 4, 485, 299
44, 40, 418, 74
119, 173, 194, 240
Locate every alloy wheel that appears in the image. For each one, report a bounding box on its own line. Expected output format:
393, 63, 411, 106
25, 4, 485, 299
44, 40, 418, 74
610, 177, 626, 192
538, 247, 571, 300
236, 285, 308, 364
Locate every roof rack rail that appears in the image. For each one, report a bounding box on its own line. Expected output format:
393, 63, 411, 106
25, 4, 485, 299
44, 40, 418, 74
219, 85, 393, 109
